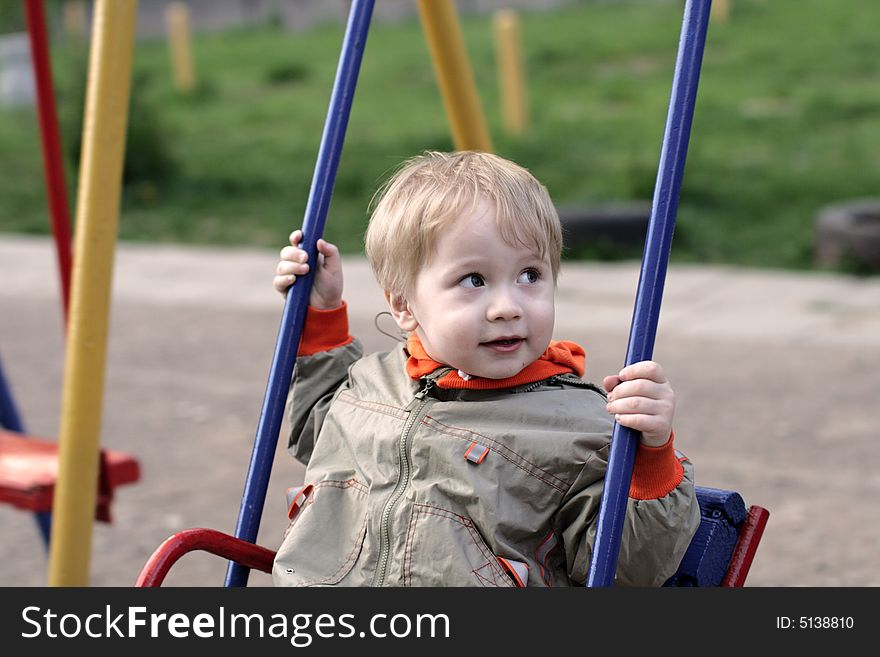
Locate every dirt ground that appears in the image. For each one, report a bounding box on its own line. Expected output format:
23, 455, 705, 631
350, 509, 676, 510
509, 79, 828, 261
1, 235, 879, 586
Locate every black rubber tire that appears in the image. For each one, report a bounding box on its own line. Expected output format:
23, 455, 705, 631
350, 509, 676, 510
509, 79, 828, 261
815, 199, 880, 271
557, 201, 651, 250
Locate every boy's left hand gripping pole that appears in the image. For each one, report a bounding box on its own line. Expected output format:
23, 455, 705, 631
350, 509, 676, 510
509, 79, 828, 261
225, 0, 375, 588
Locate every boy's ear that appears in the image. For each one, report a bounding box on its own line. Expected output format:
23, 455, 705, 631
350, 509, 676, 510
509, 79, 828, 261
385, 291, 418, 332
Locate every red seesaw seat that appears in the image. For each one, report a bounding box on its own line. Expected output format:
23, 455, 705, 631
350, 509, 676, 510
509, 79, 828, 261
0, 429, 140, 522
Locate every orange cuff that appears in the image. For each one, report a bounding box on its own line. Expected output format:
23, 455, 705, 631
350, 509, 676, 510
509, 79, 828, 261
628, 431, 685, 500
297, 302, 354, 356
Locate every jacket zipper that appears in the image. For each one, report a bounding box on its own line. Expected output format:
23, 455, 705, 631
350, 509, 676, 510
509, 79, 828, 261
371, 368, 451, 587
516, 374, 606, 396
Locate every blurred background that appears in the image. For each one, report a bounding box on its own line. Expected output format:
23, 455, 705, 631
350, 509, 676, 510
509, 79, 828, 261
1, 0, 879, 588
2, 0, 879, 270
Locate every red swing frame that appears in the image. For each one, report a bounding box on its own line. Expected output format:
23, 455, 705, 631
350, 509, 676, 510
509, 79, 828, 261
135, 494, 769, 587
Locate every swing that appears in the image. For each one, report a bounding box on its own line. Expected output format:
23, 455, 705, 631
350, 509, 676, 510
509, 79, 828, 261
0, 430, 140, 523
0, 359, 141, 527
136, 0, 768, 588
0, 0, 141, 542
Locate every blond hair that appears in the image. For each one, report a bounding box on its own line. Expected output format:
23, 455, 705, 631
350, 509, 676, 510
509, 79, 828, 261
364, 151, 562, 296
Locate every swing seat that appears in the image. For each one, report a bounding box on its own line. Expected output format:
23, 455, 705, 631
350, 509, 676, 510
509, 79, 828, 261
664, 486, 769, 587
0, 429, 140, 523
136, 486, 768, 587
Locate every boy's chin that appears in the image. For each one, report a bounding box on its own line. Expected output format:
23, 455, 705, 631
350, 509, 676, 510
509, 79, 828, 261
466, 362, 529, 380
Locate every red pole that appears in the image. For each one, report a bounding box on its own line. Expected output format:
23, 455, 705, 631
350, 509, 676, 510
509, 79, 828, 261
23, 0, 74, 322
136, 529, 276, 587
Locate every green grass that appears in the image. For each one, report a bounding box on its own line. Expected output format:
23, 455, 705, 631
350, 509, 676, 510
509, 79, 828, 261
2, 0, 880, 271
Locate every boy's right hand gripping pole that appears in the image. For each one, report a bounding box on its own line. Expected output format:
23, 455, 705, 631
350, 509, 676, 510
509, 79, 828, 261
225, 0, 375, 588
586, 0, 711, 588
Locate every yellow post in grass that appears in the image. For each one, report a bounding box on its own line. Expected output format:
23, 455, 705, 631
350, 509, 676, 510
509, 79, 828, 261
165, 2, 196, 94
417, 0, 493, 152
48, 0, 137, 587
493, 9, 527, 136
711, 0, 730, 24
62, 0, 88, 42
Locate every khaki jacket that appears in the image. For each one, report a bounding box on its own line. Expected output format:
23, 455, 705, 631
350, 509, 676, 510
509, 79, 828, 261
273, 339, 700, 587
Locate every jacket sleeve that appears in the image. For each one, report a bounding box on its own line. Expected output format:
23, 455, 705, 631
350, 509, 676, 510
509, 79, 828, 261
555, 437, 701, 586
286, 303, 363, 465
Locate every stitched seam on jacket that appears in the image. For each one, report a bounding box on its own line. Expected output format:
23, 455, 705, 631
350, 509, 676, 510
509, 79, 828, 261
292, 479, 368, 587
404, 503, 507, 587
286, 479, 366, 532
419, 504, 507, 585
421, 416, 571, 493
473, 562, 500, 587
312, 477, 369, 495
297, 514, 367, 587
336, 390, 409, 420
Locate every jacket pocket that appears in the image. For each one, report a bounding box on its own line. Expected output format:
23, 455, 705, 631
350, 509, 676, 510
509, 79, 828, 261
403, 503, 514, 587
273, 478, 368, 586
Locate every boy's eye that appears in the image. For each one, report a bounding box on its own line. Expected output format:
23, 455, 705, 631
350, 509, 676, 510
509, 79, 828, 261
517, 269, 540, 284
459, 273, 485, 288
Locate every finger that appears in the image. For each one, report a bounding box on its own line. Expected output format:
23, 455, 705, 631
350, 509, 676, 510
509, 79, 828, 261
280, 245, 309, 263
273, 274, 296, 293
617, 360, 667, 384
276, 260, 309, 276
602, 375, 620, 393
316, 239, 342, 275
606, 396, 667, 417
606, 378, 669, 403
316, 238, 339, 259
289, 229, 303, 246
612, 413, 671, 446
612, 412, 666, 436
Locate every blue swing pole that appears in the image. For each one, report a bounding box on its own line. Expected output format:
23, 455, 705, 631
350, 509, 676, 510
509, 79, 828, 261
0, 354, 24, 434
587, 0, 712, 587
225, 0, 375, 588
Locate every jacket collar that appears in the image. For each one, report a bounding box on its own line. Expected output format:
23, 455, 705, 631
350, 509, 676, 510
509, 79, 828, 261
405, 333, 586, 390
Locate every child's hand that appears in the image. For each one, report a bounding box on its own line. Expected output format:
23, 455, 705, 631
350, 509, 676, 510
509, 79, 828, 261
273, 230, 344, 310
603, 361, 675, 447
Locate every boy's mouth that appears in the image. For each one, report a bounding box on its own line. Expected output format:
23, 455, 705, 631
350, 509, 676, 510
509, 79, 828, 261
481, 337, 525, 353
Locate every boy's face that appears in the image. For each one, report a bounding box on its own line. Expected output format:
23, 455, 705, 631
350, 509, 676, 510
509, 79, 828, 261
390, 199, 556, 379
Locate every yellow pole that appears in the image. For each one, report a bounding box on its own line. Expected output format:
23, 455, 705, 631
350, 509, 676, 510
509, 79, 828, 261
165, 2, 196, 94
711, 0, 730, 24
417, 0, 493, 152
48, 0, 138, 587
493, 9, 527, 136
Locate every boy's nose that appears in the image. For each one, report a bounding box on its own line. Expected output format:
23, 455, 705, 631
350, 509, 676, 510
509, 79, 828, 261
487, 290, 522, 321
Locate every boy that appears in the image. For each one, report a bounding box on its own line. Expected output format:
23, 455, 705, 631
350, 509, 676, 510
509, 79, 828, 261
272, 151, 699, 587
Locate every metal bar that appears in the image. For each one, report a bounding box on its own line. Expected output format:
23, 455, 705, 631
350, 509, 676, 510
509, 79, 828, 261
417, 0, 493, 152
48, 0, 138, 587
138, 529, 276, 587
721, 506, 770, 587
0, 354, 25, 435
224, 0, 375, 588
493, 10, 527, 136
23, 0, 74, 321
587, 0, 712, 587
23, 0, 74, 548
